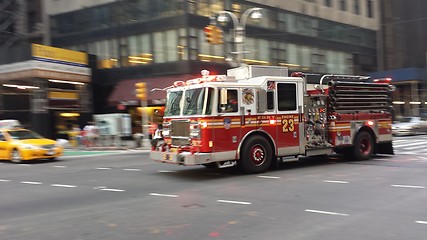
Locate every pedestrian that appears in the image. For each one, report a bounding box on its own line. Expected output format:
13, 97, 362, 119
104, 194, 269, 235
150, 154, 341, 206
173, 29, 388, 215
83, 122, 98, 147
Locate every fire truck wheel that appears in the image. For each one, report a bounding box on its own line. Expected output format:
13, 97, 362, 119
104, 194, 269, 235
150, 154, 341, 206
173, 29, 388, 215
239, 136, 272, 174
352, 131, 374, 161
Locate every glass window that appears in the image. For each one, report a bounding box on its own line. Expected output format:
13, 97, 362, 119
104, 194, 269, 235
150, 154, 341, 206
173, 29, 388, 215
277, 12, 287, 31
301, 46, 311, 70
339, 0, 347, 11
271, 42, 287, 66
205, 88, 214, 115
165, 30, 178, 62
353, 0, 360, 14
218, 89, 238, 113
259, 39, 270, 62
277, 83, 297, 111
267, 91, 274, 110
178, 28, 188, 61
287, 43, 299, 70
164, 90, 183, 116
183, 88, 205, 115
153, 32, 165, 63
324, 0, 332, 7
110, 39, 119, 67
366, 0, 374, 18
196, 0, 210, 17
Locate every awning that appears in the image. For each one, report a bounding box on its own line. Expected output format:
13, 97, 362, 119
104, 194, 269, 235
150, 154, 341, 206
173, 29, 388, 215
107, 74, 198, 106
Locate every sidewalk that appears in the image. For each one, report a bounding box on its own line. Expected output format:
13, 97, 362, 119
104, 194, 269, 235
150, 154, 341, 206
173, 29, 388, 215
62, 140, 151, 157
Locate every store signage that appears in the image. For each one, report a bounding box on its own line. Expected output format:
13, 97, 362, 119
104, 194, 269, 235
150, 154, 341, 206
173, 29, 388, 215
48, 91, 79, 100
32, 44, 88, 66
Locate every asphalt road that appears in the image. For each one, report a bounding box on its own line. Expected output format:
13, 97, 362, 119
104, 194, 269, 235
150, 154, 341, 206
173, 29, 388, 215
1, 137, 427, 240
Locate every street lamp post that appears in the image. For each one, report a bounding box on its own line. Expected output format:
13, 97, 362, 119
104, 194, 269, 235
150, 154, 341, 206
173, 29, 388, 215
217, 8, 262, 67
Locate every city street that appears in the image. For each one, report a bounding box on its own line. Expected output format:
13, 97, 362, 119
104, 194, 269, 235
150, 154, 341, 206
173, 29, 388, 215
0, 137, 427, 240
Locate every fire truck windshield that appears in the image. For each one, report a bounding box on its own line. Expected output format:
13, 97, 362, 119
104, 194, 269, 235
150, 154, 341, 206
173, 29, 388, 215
164, 87, 214, 116
183, 88, 206, 115
183, 87, 214, 115
164, 90, 183, 116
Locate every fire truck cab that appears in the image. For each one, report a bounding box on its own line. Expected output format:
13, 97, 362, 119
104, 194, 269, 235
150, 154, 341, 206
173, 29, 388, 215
150, 66, 394, 173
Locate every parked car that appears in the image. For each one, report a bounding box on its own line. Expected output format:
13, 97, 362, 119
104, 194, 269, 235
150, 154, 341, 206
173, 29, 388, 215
392, 116, 427, 136
0, 127, 63, 163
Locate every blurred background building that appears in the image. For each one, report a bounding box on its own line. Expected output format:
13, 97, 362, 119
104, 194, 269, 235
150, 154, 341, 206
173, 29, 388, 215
0, 0, 426, 138
375, 0, 427, 118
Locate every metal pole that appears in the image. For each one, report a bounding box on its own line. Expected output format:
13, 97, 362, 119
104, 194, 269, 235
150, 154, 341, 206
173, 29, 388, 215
218, 8, 262, 67
141, 99, 150, 148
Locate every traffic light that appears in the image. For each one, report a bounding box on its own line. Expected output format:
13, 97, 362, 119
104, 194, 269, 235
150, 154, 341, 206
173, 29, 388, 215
204, 25, 215, 44
135, 82, 147, 100
216, 27, 224, 44
204, 25, 224, 45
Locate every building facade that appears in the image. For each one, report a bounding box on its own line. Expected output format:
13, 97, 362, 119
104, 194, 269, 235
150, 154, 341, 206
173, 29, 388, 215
1, 0, 382, 137
51, 0, 379, 100
376, 0, 427, 118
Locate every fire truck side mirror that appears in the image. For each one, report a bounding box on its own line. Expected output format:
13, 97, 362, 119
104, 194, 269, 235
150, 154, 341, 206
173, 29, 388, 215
257, 89, 267, 113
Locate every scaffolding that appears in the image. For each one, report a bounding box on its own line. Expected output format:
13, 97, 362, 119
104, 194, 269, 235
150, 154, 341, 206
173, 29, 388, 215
0, 0, 27, 49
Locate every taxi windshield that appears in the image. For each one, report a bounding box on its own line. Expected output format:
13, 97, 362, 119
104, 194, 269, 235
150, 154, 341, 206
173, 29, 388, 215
7, 130, 43, 140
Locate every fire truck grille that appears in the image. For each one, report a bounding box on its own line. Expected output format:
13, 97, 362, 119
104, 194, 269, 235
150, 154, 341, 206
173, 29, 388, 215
170, 120, 190, 146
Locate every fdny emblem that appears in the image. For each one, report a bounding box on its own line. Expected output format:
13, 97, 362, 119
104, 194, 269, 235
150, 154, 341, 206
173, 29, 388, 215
224, 118, 231, 129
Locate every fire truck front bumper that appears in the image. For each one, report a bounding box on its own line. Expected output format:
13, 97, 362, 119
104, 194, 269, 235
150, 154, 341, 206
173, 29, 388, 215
150, 151, 213, 166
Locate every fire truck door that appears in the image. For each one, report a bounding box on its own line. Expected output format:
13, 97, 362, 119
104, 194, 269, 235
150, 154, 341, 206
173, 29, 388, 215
212, 89, 242, 154
275, 81, 304, 156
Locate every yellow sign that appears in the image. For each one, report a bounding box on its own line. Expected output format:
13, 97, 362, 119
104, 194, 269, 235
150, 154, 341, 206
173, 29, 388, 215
32, 44, 88, 65
48, 91, 79, 100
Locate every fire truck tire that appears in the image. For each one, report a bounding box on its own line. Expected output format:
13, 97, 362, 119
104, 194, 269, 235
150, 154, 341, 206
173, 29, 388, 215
351, 131, 374, 161
238, 136, 272, 174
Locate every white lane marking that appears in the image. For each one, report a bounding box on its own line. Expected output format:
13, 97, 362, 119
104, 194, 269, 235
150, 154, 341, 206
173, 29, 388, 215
217, 200, 252, 205
52, 165, 67, 168
257, 175, 281, 179
396, 151, 418, 155
394, 141, 426, 148
158, 170, 177, 173
404, 145, 427, 150
96, 167, 112, 170
124, 168, 141, 171
50, 184, 77, 188
415, 221, 427, 225
20, 181, 42, 185
323, 180, 349, 184
100, 188, 125, 192
305, 209, 349, 216
391, 184, 425, 189
0, 179, 11, 182
149, 193, 179, 198
19, 164, 31, 166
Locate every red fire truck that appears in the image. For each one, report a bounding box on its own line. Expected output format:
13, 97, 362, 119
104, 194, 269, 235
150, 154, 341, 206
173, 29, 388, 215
150, 66, 394, 173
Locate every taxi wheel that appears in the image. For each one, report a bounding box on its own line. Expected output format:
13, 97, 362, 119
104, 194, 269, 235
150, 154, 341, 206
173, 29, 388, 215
10, 149, 23, 164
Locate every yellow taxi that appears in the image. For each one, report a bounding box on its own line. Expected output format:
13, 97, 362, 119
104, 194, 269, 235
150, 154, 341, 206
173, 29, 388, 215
0, 127, 63, 163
